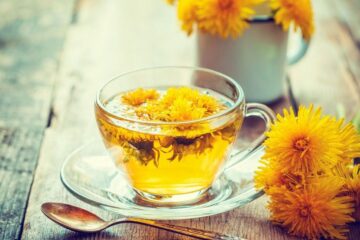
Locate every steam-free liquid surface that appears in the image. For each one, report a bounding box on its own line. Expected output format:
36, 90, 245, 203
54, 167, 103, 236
96, 87, 242, 196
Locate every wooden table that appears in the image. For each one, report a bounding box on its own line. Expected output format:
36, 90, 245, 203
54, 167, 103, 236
1, 0, 360, 239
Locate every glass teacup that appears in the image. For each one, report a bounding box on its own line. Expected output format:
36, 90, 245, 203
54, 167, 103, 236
95, 67, 275, 204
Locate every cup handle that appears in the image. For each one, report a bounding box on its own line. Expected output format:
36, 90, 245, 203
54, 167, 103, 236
287, 33, 310, 65
225, 103, 276, 170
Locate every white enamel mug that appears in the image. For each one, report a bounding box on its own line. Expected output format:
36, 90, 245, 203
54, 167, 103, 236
196, 17, 309, 103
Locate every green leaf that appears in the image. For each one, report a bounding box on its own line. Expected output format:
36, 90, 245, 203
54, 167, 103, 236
336, 104, 346, 119
352, 110, 360, 133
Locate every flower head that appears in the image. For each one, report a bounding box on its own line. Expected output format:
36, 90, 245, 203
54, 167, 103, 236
166, 0, 175, 4
177, 0, 198, 35
168, 98, 206, 121
268, 177, 355, 239
339, 122, 360, 161
332, 163, 360, 221
348, 165, 360, 221
263, 105, 351, 174
254, 159, 305, 191
122, 88, 159, 106
136, 87, 224, 122
270, 0, 314, 40
196, 0, 264, 38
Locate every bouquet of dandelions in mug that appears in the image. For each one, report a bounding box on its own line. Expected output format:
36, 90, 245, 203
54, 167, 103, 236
165, 0, 314, 40
254, 105, 360, 239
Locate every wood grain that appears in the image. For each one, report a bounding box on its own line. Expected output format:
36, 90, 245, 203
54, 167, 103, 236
332, 0, 360, 48
0, 0, 74, 239
0, 128, 43, 239
16, 0, 360, 239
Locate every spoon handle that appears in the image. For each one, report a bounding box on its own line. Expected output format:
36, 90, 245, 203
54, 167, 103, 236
116, 218, 245, 240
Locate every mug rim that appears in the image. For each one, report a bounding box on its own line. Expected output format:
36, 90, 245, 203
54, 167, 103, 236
249, 15, 274, 23
95, 66, 245, 126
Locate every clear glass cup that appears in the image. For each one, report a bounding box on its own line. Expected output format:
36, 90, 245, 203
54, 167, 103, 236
95, 66, 275, 204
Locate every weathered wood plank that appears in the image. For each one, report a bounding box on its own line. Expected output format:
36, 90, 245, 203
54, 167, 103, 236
0, 170, 34, 239
332, 0, 360, 49
0, 127, 44, 172
0, 127, 43, 239
0, 0, 74, 127
330, 0, 360, 98
0, 0, 74, 239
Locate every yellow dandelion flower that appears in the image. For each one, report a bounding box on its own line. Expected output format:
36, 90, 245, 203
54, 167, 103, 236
160, 87, 200, 106
264, 105, 347, 174
177, 0, 197, 35
348, 165, 360, 221
122, 88, 159, 106
332, 163, 360, 221
196, 0, 264, 38
98, 118, 155, 143
197, 94, 223, 114
254, 159, 304, 191
270, 0, 314, 40
166, 0, 175, 4
268, 177, 355, 239
168, 98, 207, 121
339, 122, 360, 161
137, 87, 223, 122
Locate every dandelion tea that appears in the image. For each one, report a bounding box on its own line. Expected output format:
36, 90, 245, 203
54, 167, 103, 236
96, 87, 243, 196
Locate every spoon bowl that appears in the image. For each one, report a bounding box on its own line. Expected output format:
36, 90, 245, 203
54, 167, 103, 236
41, 202, 114, 232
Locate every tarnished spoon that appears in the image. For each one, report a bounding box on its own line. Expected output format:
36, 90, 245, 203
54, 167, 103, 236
41, 202, 244, 240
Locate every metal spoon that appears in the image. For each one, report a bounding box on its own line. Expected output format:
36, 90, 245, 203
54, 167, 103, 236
41, 202, 244, 240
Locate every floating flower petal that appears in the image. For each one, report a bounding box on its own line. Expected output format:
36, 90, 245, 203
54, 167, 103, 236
122, 88, 159, 106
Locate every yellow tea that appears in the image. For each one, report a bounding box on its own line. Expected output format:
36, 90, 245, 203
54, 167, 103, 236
95, 87, 242, 196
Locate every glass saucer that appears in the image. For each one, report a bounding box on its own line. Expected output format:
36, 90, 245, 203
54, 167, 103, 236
61, 139, 264, 220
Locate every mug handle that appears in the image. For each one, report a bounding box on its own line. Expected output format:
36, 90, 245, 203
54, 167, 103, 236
287, 37, 310, 65
225, 103, 276, 170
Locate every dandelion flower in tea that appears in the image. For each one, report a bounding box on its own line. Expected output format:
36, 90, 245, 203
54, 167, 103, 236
96, 86, 242, 195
